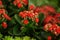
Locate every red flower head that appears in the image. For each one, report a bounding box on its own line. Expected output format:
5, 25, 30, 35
13, 1, 17, 6
56, 27, 60, 34
0, 0, 2, 5
35, 18, 39, 23
54, 13, 60, 23
27, 12, 34, 18
44, 16, 56, 24
22, 0, 28, 5
17, 2, 23, 8
43, 23, 52, 31
29, 4, 35, 10
44, 5, 55, 13
23, 20, 29, 25
47, 36, 52, 40
34, 7, 40, 13
19, 12, 27, 18
2, 22, 7, 29
51, 24, 58, 30
0, 9, 3, 14
3, 13, 11, 21
44, 16, 52, 24
15, 0, 20, 4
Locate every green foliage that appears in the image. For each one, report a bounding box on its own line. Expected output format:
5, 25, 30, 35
29, 0, 58, 7
38, 13, 45, 25
0, 33, 3, 39
23, 36, 30, 40
14, 37, 22, 40
4, 36, 14, 40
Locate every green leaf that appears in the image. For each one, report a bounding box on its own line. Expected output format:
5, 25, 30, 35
21, 27, 27, 33
23, 36, 30, 40
38, 13, 45, 25
4, 36, 14, 40
29, 0, 45, 6
29, 0, 58, 8
57, 8, 60, 12
14, 14, 22, 25
10, 18, 16, 24
0, 33, 3, 39
14, 37, 22, 40
13, 24, 20, 35
0, 25, 2, 28
31, 38, 36, 40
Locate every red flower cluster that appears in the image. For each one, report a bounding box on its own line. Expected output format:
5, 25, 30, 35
19, 10, 40, 24
13, 0, 23, 8
43, 13, 60, 24
44, 16, 57, 24
0, 9, 11, 21
44, 23, 60, 35
13, 0, 28, 8
19, 10, 38, 19
29, 5, 55, 16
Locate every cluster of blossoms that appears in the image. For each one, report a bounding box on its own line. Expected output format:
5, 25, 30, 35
19, 10, 39, 25
0, 9, 11, 21
44, 23, 60, 35
29, 4, 60, 36
13, 0, 28, 8
0, 0, 11, 29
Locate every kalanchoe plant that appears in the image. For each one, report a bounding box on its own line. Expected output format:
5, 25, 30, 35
0, 0, 60, 40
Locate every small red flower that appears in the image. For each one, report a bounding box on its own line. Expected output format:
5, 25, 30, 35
27, 12, 34, 18
29, 4, 35, 10
56, 27, 60, 34
17, 2, 23, 8
0, 1, 2, 5
3, 13, 11, 20
43, 23, 52, 31
35, 18, 39, 23
13, 1, 17, 6
23, 20, 29, 25
44, 16, 52, 24
54, 13, 60, 23
47, 36, 52, 40
0, 9, 3, 14
44, 5, 55, 13
52, 24, 57, 30
48, 27, 53, 31
39, 7, 48, 15
34, 7, 40, 13
19, 12, 27, 18
22, 0, 28, 5
15, 0, 20, 4
2, 22, 7, 29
